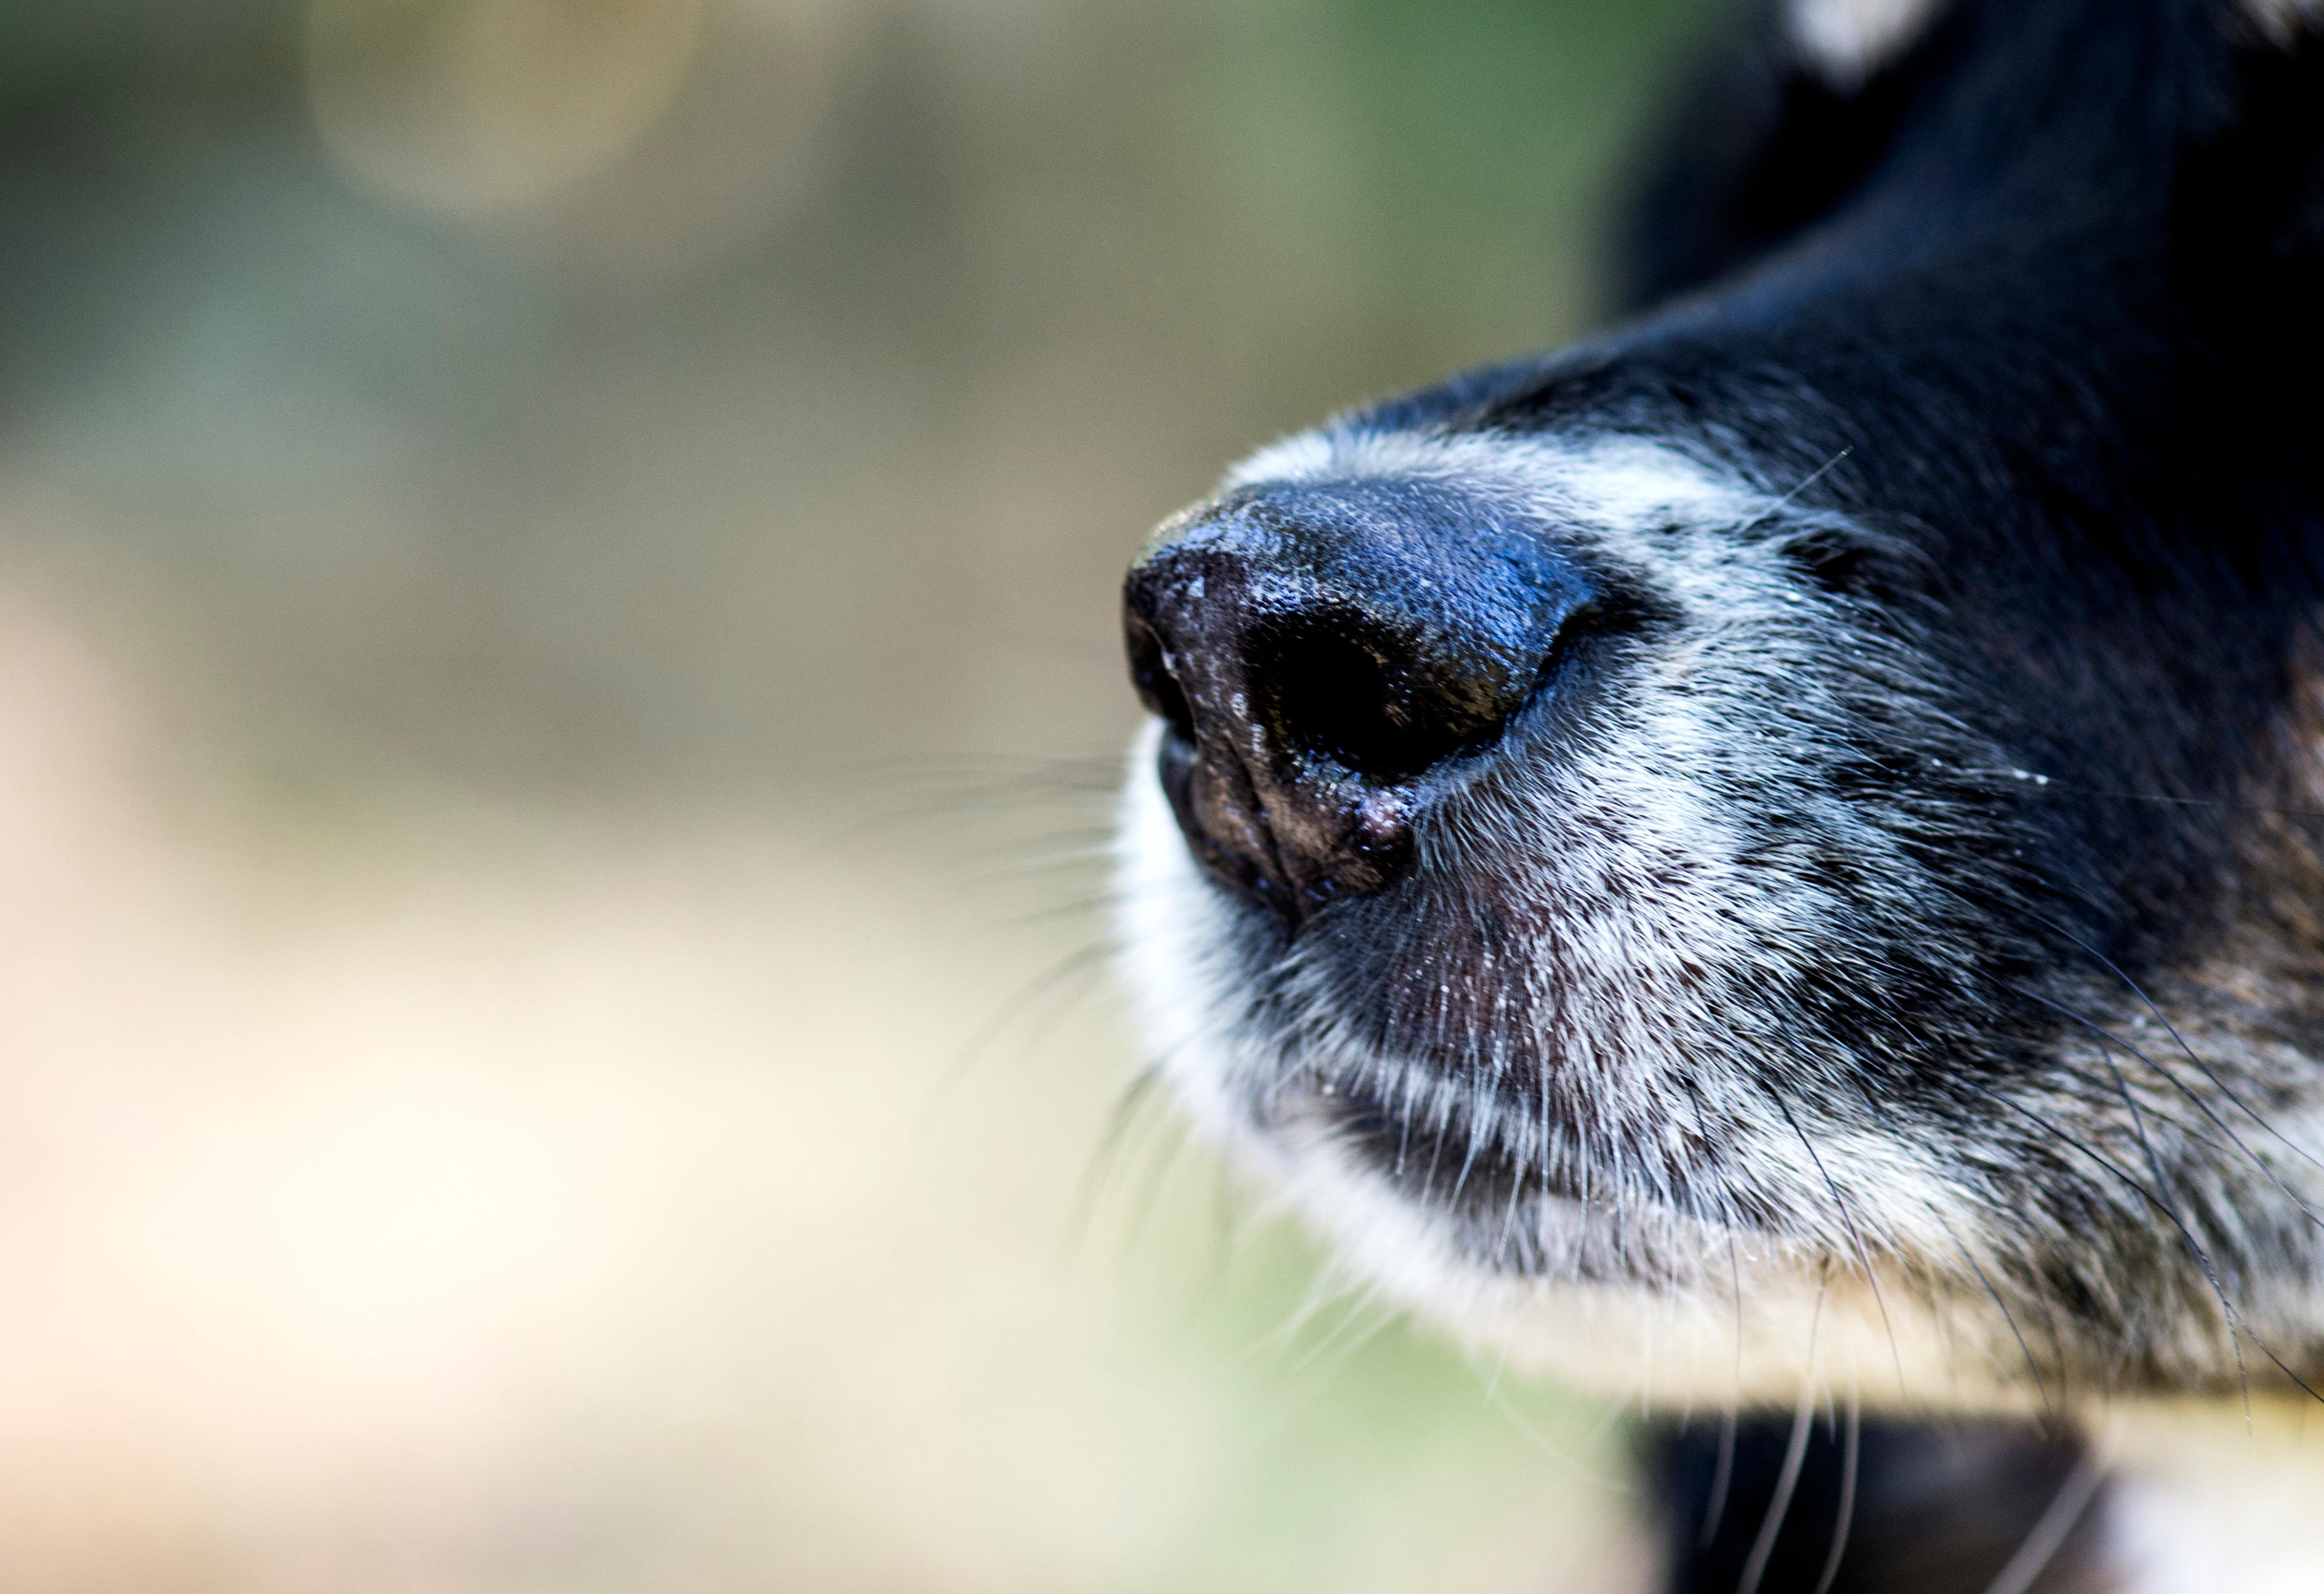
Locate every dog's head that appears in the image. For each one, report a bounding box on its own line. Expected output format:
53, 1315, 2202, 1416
1114, 0, 2324, 1409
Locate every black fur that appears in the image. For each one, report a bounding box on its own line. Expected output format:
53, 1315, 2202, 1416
1418, 2, 2324, 983
1618, 14, 2324, 1581
1115, 1, 2324, 1586
1650, 1414, 2108, 1593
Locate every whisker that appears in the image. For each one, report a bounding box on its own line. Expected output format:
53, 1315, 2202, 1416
1736, 1280, 1827, 1594
2002, 977, 2324, 1234
1698, 1403, 1739, 1549
1837, 1060, 2061, 1411
1733, 445, 1856, 536
1239, 1266, 1368, 1366
1005, 891, 1129, 929
2024, 908, 2324, 1179
1120, 1112, 1195, 1259
953, 830, 1123, 879
1064, 1062, 1169, 1263
1941, 1203, 2053, 1412
1760, 1079, 1906, 1398
1482, 1384, 1631, 1492
1285, 1285, 1390, 1377
1949, 1076, 2324, 1413
1247, 1293, 1413, 1444
2041, 992, 2227, 1366
1813, 1379, 1860, 1594
1978, 1448, 2107, 1594
925, 938, 1118, 1128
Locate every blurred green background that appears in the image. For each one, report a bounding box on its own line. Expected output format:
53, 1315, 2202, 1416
0, 2, 1716, 1589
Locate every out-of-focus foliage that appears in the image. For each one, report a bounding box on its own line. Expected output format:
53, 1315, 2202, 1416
0, 2, 1710, 1589
0, 0, 1705, 797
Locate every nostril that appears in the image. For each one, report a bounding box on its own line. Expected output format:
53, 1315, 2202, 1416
1122, 484, 1604, 924
1123, 609, 1196, 745
1262, 619, 1506, 782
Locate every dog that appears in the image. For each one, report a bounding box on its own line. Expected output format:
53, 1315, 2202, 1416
1112, 1, 2324, 1588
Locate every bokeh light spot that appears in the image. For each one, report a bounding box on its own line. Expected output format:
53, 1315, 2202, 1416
306, 0, 710, 214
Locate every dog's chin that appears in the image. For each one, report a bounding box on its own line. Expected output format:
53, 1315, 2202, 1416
1113, 723, 2060, 1414
1248, 1117, 2013, 1411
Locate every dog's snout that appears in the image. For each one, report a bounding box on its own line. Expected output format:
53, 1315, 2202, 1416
1121, 561, 1429, 926
1122, 481, 1590, 927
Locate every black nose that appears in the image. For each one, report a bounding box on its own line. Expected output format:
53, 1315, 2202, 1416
1123, 478, 1591, 927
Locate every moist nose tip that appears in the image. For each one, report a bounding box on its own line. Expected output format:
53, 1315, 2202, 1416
1122, 495, 1574, 925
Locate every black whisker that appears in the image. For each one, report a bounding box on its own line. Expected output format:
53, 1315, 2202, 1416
2024, 907, 2324, 1180
1952, 1075, 2283, 1412
2001, 977, 2324, 1236
1843, 1071, 2058, 1411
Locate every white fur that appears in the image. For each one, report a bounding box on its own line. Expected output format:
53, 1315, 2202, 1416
1787, 0, 1947, 88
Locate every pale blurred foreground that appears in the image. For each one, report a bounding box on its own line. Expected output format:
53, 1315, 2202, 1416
0, 584, 1643, 1593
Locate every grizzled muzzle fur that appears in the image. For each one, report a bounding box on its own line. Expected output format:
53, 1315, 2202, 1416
1114, 0, 2324, 1432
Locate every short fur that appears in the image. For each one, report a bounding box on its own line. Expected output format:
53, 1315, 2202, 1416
1113, 1, 2324, 1587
